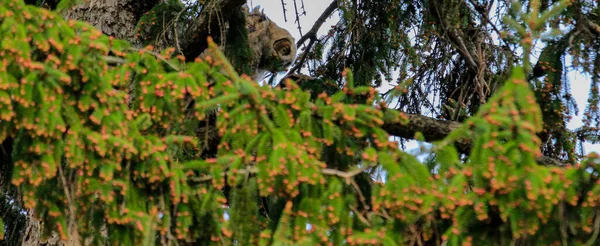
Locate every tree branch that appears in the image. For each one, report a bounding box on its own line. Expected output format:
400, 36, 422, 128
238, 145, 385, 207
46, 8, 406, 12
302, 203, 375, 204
191, 165, 371, 183
179, 0, 246, 61
381, 111, 567, 166
295, 0, 338, 47
287, 37, 316, 75
586, 19, 600, 36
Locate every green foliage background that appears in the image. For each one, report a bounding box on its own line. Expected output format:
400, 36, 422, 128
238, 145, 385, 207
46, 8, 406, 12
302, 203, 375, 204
0, 0, 599, 245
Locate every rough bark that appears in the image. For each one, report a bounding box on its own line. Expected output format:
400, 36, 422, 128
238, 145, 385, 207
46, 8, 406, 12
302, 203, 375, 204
20, 218, 64, 246
382, 113, 462, 143
61, 0, 161, 46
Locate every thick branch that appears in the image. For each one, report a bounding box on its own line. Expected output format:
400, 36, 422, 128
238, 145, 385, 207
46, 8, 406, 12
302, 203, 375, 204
382, 111, 566, 166
586, 19, 600, 36
383, 113, 462, 143
179, 0, 246, 61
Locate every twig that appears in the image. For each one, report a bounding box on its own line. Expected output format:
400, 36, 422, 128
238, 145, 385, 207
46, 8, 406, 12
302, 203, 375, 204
57, 163, 81, 245
292, 0, 304, 37
174, 7, 191, 56
103, 56, 126, 65
369, 210, 393, 221
349, 179, 370, 210
585, 208, 600, 246
431, 1, 478, 70
349, 205, 372, 226
191, 165, 370, 183
299, 0, 306, 15
127, 47, 180, 71
280, 0, 288, 22
321, 165, 371, 179
284, 0, 338, 75
466, 0, 515, 55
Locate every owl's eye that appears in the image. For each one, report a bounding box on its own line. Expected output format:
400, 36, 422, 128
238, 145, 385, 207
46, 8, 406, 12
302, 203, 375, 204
273, 39, 292, 56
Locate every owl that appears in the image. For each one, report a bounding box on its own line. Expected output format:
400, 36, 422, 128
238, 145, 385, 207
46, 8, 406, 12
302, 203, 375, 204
201, 6, 297, 81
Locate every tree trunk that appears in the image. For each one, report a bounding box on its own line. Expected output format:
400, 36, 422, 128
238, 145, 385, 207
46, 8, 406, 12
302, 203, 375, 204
62, 0, 161, 46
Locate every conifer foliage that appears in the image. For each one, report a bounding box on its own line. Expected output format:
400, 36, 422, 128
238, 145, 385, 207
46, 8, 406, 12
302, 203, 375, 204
0, 0, 600, 245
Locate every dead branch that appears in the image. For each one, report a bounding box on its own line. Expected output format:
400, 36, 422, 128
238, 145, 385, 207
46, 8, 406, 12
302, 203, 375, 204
295, 0, 338, 47
192, 165, 371, 183
287, 37, 316, 75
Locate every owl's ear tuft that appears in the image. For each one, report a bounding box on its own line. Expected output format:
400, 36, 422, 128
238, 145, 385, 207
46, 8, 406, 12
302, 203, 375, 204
251, 6, 262, 15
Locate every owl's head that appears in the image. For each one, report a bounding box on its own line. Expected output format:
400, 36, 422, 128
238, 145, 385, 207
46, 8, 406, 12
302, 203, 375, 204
245, 6, 297, 80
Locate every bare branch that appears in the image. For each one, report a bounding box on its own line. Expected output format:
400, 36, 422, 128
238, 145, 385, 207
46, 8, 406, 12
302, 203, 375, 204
295, 0, 338, 47
321, 165, 371, 179
286, 0, 337, 74
292, 0, 304, 36
286, 37, 316, 75
191, 165, 371, 183
280, 0, 288, 22
349, 205, 372, 226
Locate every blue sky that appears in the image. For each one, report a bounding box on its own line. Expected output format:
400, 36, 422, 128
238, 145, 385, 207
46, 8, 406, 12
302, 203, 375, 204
251, 0, 600, 156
